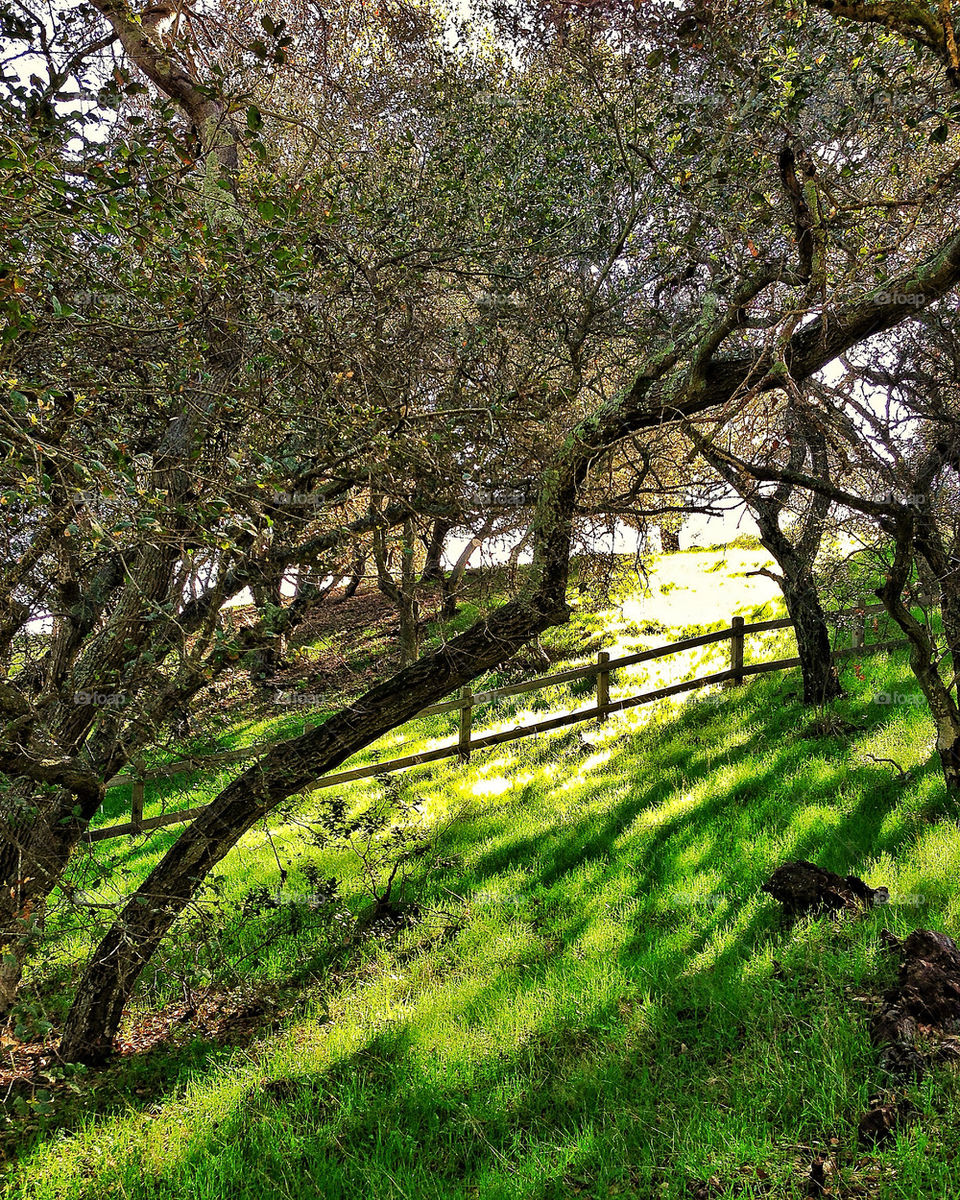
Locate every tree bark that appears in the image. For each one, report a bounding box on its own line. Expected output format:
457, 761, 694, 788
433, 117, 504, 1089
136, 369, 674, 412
420, 519, 450, 585
441, 527, 489, 618
0, 501, 417, 1020
0, 406, 202, 1019
373, 517, 421, 666
754, 425, 845, 708
780, 570, 845, 705
878, 520, 960, 795
0, 779, 105, 1015
398, 520, 420, 666
58, 391, 602, 1061
691, 414, 843, 706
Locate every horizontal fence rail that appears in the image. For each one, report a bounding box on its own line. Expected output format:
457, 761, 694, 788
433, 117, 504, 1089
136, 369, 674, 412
86, 600, 909, 842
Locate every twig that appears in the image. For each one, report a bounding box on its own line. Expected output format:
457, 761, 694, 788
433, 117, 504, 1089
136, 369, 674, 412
861, 752, 911, 782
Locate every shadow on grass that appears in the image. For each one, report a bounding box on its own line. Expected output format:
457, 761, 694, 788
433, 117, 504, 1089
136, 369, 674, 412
9, 657, 960, 1198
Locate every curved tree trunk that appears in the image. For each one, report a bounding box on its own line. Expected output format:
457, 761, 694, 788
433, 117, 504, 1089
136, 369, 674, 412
441, 525, 491, 618
373, 518, 422, 668
442, 552, 473, 619
248, 577, 285, 679
59, 409, 597, 1062
57, 585, 571, 1062
692, 418, 844, 706
340, 555, 366, 601
52, 136, 960, 1058
0, 448, 195, 1020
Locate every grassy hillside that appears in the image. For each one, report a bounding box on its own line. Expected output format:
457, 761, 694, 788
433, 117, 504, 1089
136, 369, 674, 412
3, 550, 958, 1200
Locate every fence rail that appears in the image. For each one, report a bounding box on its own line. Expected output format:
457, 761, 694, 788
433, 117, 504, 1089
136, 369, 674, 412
86, 600, 903, 843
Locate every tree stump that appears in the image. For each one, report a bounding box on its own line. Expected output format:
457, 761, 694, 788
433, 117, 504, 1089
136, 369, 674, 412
761, 860, 888, 919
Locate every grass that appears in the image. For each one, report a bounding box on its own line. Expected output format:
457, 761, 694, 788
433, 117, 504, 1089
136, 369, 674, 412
3, 550, 958, 1199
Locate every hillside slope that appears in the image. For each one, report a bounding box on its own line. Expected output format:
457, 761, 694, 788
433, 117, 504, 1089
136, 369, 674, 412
4, 551, 958, 1200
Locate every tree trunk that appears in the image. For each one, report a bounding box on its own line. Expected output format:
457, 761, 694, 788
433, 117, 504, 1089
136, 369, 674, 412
692, 419, 842, 706
54, 199, 960, 1060
903, 645, 960, 792
0, 794, 34, 1015
340, 557, 365, 601
912, 519, 960, 685
58, 418, 584, 1063
395, 591, 420, 667
57, 586, 570, 1062
0, 416, 222, 1018
878, 523, 960, 795
781, 573, 844, 705
420, 519, 450, 585
441, 541, 477, 618
939, 728, 960, 793
398, 521, 420, 666
248, 578, 284, 679
442, 525, 491, 618
0, 780, 105, 1018
373, 518, 421, 666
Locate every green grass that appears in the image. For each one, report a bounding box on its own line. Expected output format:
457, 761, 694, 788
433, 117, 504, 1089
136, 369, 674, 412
4, 551, 958, 1199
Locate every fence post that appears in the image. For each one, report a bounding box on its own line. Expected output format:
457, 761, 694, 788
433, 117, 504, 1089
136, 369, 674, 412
596, 650, 610, 723
729, 616, 745, 686
131, 779, 144, 833
458, 686, 473, 762
852, 611, 865, 649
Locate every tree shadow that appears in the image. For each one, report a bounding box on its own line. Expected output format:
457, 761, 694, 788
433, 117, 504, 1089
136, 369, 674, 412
9, 663, 956, 1196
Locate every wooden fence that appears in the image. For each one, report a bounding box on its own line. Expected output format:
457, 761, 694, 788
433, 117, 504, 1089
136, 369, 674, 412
86, 601, 906, 843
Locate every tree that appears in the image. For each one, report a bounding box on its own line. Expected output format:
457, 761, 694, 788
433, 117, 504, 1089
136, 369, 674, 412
691, 314, 960, 788
5, 0, 960, 1059
372, 515, 422, 667
686, 393, 845, 704
1, 0, 522, 1014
